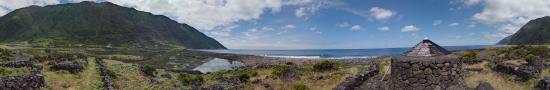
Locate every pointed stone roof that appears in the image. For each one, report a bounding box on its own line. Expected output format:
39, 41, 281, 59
403, 39, 450, 57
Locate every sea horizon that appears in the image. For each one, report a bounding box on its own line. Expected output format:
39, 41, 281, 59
200, 45, 502, 59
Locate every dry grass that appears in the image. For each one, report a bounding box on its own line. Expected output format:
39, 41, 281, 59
463, 61, 491, 71
465, 72, 528, 90
42, 58, 103, 90
99, 55, 144, 61
377, 57, 391, 76
0, 45, 12, 49
147, 69, 187, 90
463, 60, 535, 90
0, 67, 31, 76
103, 59, 151, 90
244, 62, 369, 90
504, 59, 527, 66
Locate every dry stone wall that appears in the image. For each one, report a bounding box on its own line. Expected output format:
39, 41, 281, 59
390, 56, 464, 90
96, 58, 114, 90
0, 61, 45, 89
333, 64, 379, 90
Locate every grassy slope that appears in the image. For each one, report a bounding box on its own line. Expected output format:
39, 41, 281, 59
42, 57, 103, 90
462, 46, 550, 90
103, 59, 150, 90
243, 62, 371, 90
0, 2, 226, 49
104, 59, 186, 90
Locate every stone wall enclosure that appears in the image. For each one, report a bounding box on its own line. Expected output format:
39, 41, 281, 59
390, 56, 464, 90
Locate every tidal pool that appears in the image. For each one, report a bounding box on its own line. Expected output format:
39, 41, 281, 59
192, 58, 245, 73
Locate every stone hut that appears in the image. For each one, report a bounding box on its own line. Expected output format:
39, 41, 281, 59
390, 39, 464, 90
403, 38, 450, 57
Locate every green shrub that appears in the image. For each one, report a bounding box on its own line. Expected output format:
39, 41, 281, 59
525, 54, 536, 62
231, 69, 257, 82
0, 67, 30, 76
313, 61, 339, 72
141, 64, 156, 76
205, 69, 257, 82
486, 61, 496, 69
292, 83, 308, 90
285, 62, 294, 65
178, 73, 203, 85
462, 51, 477, 60
106, 69, 118, 79
271, 66, 290, 76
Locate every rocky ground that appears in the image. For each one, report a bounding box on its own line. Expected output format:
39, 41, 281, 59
0, 45, 548, 90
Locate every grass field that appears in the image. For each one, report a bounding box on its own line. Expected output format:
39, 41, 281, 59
42, 58, 103, 90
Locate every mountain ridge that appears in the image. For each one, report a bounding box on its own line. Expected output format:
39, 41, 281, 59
0, 1, 226, 49
497, 16, 550, 45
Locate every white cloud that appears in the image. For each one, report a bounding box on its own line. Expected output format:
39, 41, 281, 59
295, 7, 307, 18
209, 25, 238, 37
401, 25, 421, 32
378, 26, 390, 32
0, 0, 316, 31
471, 0, 550, 38
449, 22, 460, 27
498, 24, 521, 34
309, 27, 322, 34
369, 7, 396, 21
463, 0, 482, 6
336, 22, 350, 27
282, 24, 297, 29
350, 25, 361, 31
468, 22, 477, 28
0, 0, 60, 16
67, 0, 96, 2
293, 0, 343, 19
216, 26, 312, 49
108, 0, 296, 30
432, 20, 443, 26
484, 33, 508, 40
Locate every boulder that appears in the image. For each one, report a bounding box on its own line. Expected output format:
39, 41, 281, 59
515, 65, 539, 81
475, 81, 494, 90
528, 58, 545, 71
536, 77, 550, 90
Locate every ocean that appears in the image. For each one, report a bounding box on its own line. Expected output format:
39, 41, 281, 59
200, 45, 501, 59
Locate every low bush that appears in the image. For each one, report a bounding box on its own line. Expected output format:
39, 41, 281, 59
141, 64, 156, 76
462, 51, 477, 60
0, 67, 30, 76
205, 69, 257, 82
313, 61, 340, 72
292, 83, 308, 90
285, 62, 294, 65
106, 69, 118, 79
271, 66, 290, 76
178, 73, 203, 85
525, 54, 536, 63
498, 45, 550, 59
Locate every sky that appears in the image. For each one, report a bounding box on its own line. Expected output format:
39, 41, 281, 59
1, 0, 550, 49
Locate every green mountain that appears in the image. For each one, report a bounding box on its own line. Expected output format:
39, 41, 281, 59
0, 1, 226, 49
497, 16, 550, 45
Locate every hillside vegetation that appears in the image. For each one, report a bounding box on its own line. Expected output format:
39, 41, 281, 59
0, 1, 226, 49
498, 16, 550, 45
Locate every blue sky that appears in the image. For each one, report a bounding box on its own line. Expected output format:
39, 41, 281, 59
2, 0, 550, 49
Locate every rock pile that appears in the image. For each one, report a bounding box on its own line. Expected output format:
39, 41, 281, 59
475, 81, 493, 90
390, 56, 464, 90
45, 54, 88, 73
0, 61, 45, 89
49, 63, 84, 73
0, 74, 45, 89
493, 60, 543, 81
536, 77, 550, 90
334, 64, 379, 90
96, 58, 114, 90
